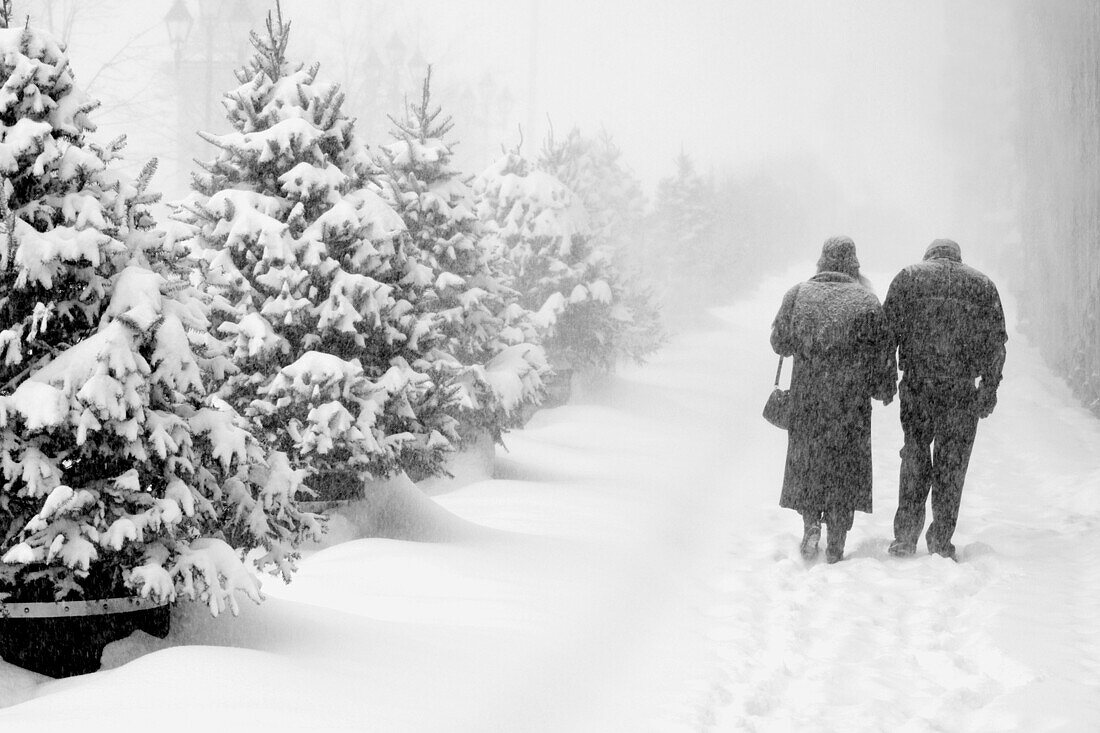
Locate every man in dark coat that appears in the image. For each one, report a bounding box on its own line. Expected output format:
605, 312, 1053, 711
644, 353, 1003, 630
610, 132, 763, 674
771, 236, 897, 563
884, 239, 1007, 560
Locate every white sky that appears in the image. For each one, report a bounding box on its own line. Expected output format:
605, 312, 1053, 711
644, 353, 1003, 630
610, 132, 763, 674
38, 0, 1009, 262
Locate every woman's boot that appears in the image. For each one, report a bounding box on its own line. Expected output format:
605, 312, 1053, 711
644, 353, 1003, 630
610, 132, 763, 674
799, 511, 821, 560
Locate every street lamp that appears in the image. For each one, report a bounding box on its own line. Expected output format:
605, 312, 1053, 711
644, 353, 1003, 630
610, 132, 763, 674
164, 0, 194, 195
164, 0, 193, 68
408, 48, 427, 80
459, 84, 475, 119
498, 87, 514, 123
479, 73, 495, 108
384, 33, 407, 114
164, 0, 253, 195
386, 33, 406, 66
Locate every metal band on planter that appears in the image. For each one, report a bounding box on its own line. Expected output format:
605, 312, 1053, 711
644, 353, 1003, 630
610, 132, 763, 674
0, 595, 172, 676
0, 595, 165, 619
297, 498, 355, 514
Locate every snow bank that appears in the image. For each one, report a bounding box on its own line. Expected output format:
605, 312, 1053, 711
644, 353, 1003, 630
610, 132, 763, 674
417, 429, 497, 496
0, 263, 1097, 733
316, 472, 485, 545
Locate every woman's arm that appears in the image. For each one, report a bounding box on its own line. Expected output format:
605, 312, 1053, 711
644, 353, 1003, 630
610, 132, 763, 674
770, 285, 800, 356
870, 306, 898, 404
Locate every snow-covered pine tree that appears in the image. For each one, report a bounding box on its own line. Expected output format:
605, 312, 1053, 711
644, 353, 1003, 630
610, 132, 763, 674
0, 21, 316, 610
176, 5, 456, 500
539, 127, 646, 254
651, 150, 722, 313
538, 127, 663, 363
475, 145, 631, 376
379, 69, 546, 446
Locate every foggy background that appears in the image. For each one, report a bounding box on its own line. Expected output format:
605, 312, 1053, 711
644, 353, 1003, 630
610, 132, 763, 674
20, 1, 1006, 250
9, 0, 1097, 411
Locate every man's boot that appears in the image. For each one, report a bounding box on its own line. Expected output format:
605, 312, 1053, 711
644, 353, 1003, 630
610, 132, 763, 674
825, 523, 846, 564
799, 512, 821, 561
926, 529, 958, 561
888, 539, 916, 557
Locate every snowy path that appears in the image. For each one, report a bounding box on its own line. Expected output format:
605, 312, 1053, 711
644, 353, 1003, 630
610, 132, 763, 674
0, 269, 1098, 731
675, 271, 1100, 732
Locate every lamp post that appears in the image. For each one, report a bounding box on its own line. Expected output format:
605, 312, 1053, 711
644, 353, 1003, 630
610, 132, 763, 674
527, 0, 539, 155
164, 0, 193, 68
479, 73, 496, 156
164, 0, 256, 195
386, 33, 406, 68
408, 48, 427, 85
164, 0, 193, 194
196, 0, 219, 134
498, 87, 515, 138
385, 32, 407, 117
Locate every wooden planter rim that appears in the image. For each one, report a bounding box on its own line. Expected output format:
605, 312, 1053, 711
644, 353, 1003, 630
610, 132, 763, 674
0, 596, 167, 619
298, 498, 355, 514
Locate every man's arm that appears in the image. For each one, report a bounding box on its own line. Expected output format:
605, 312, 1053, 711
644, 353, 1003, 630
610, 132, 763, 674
976, 281, 1008, 418
881, 270, 907, 339
982, 343, 1007, 389
881, 270, 908, 375
980, 283, 1008, 388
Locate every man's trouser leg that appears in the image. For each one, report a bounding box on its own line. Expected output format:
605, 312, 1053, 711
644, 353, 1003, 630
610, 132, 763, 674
825, 505, 854, 561
893, 382, 934, 550
926, 407, 978, 554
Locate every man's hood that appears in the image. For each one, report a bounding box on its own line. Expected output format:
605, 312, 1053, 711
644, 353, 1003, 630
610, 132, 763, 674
924, 238, 962, 262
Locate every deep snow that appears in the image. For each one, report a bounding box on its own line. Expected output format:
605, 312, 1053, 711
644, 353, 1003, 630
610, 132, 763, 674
0, 267, 1097, 732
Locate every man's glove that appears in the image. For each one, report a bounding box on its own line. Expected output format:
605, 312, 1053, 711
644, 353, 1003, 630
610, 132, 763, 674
975, 383, 997, 418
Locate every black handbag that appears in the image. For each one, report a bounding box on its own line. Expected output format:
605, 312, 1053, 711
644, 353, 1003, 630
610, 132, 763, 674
762, 356, 791, 429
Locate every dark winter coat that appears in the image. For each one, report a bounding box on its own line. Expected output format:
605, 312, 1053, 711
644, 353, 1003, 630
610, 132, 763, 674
771, 271, 897, 514
883, 245, 1007, 388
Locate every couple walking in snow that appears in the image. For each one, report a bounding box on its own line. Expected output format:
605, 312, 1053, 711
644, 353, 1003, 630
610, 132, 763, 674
770, 236, 1007, 563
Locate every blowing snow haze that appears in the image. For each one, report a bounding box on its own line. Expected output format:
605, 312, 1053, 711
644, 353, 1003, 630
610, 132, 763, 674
19, 0, 1016, 269
2, 1, 1100, 729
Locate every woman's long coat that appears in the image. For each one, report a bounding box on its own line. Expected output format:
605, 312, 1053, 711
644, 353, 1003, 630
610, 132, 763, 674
771, 271, 897, 514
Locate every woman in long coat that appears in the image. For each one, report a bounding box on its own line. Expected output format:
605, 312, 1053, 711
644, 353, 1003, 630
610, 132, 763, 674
771, 236, 897, 563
